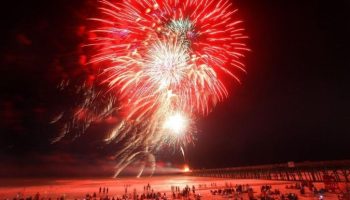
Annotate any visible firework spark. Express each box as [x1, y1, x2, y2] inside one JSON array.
[[53, 0, 249, 177]]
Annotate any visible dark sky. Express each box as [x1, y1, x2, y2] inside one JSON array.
[[0, 0, 349, 177]]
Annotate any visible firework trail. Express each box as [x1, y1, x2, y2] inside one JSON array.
[[53, 0, 249, 177]]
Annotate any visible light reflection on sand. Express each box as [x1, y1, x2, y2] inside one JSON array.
[[0, 176, 341, 199]]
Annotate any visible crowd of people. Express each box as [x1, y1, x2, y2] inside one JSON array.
[[170, 185, 200, 200], [259, 184, 285, 200], [99, 187, 110, 195], [210, 183, 253, 200], [4, 181, 349, 200], [207, 183, 300, 200], [5, 183, 200, 200]]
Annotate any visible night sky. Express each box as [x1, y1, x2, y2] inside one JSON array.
[[0, 0, 349, 177]]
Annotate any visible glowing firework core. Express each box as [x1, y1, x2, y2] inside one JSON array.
[[183, 165, 190, 173], [163, 113, 188, 135], [146, 41, 190, 88]]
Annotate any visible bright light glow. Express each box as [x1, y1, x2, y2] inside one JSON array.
[[183, 165, 190, 173], [163, 113, 188, 135]]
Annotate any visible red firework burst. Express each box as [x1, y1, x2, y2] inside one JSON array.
[[54, 0, 249, 177]]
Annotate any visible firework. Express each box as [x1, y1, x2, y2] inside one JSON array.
[[53, 0, 248, 177]]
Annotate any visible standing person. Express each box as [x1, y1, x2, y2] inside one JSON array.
[[99, 187, 102, 194], [34, 192, 40, 200], [133, 188, 137, 200]]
